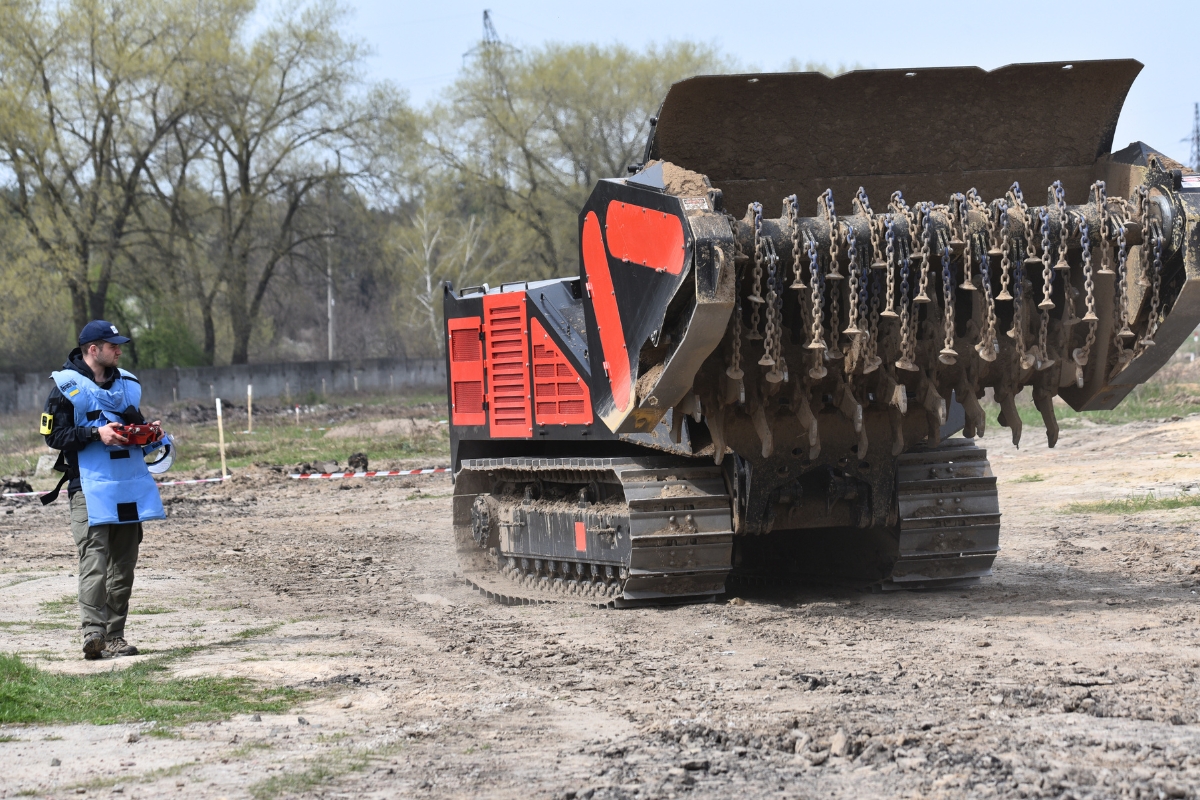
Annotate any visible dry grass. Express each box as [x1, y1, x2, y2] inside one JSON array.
[[0, 389, 450, 479]]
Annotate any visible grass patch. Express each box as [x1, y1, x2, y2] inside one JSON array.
[[1062, 493, 1200, 515], [187, 428, 447, 471], [403, 491, 453, 502], [232, 623, 283, 641], [0, 734, 21, 742], [129, 606, 175, 615], [1014, 473, 1045, 483], [0, 652, 303, 725], [249, 745, 383, 800], [229, 740, 274, 759], [163, 390, 449, 473], [988, 381, 1200, 431], [0, 390, 450, 479], [0, 421, 49, 478], [38, 595, 76, 616]]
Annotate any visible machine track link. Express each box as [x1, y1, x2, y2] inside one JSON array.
[[884, 438, 1001, 589], [453, 457, 734, 607]]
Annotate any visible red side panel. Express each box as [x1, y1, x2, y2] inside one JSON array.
[[483, 293, 532, 438], [530, 318, 592, 426], [604, 200, 686, 275], [447, 316, 485, 426], [582, 211, 631, 413], [574, 521, 587, 553]]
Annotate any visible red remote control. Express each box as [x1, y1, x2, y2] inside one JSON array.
[[111, 423, 163, 446]]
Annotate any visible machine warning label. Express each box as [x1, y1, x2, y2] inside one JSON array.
[[681, 196, 710, 211], [1182, 175, 1200, 189]]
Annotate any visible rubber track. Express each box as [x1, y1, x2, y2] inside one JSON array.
[[884, 438, 1001, 589], [455, 457, 734, 607]]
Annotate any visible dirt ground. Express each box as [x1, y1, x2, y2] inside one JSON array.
[[2, 416, 1200, 800]]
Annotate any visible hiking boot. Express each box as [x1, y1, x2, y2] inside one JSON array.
[[83, 631, 107, 660], [105, 636, 138, 657]]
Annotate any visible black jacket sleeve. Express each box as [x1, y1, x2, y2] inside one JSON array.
[[43, 385, 96, 453]]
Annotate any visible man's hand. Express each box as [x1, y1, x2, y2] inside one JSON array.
[[98, 423, 128, 446]]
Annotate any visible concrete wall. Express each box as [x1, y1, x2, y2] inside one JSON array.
[[1, 356, 446, 414]]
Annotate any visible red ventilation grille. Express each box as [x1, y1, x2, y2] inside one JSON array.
[[483, 293, 532, 438], [447, 316, 485, 426], [450, 327, 481, 362], [454, 381, 483, 414], [530, 318, 592, 426]]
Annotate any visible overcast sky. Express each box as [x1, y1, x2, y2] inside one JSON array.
[[339, 0, 1197, 169]]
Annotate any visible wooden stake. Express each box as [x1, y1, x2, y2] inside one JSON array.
[[216, 398, 228, 478]]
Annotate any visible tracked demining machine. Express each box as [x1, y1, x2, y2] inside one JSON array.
[[444, 60, 1200, 605]]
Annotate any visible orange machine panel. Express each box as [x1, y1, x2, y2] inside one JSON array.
[[530, 318, 592, 426], [604, 200, 686, 274], [447, 316, 485, 426], [582, 211, 631, 412], [483, 293, 532, 438]]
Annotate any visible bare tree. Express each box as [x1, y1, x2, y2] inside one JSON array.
[[197, 0, 376, 364], [0, 0, 223, 330], [430, 41, 731, 278], [393, 208, 501, 354]]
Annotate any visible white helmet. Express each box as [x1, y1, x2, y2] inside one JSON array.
[[144, 434, 175, 475]]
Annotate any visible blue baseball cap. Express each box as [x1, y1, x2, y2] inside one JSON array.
[[78, 320, 131, 345]]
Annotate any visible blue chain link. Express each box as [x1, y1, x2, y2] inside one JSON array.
[[1040, 208, 1055, 290], [978, 235, 990, 288], [859, 236, 870, 321], [941, 232, 954, 304], [807, 236, 822, 305]]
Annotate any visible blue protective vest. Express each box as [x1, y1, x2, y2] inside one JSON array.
[[50, 368, 165, 527]]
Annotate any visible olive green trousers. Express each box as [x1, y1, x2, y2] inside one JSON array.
[[69, 492, 141, 639]]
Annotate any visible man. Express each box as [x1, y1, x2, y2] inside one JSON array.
[[41, 320, 165, 660]]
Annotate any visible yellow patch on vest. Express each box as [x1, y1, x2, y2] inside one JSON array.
[[68, 389, 80, 397]]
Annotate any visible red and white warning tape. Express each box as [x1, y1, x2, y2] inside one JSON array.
[[2, 475, 232, 498], [289, 467, 451, 480], [4, 468, 449, 498], [158, 476, 232, 487]]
